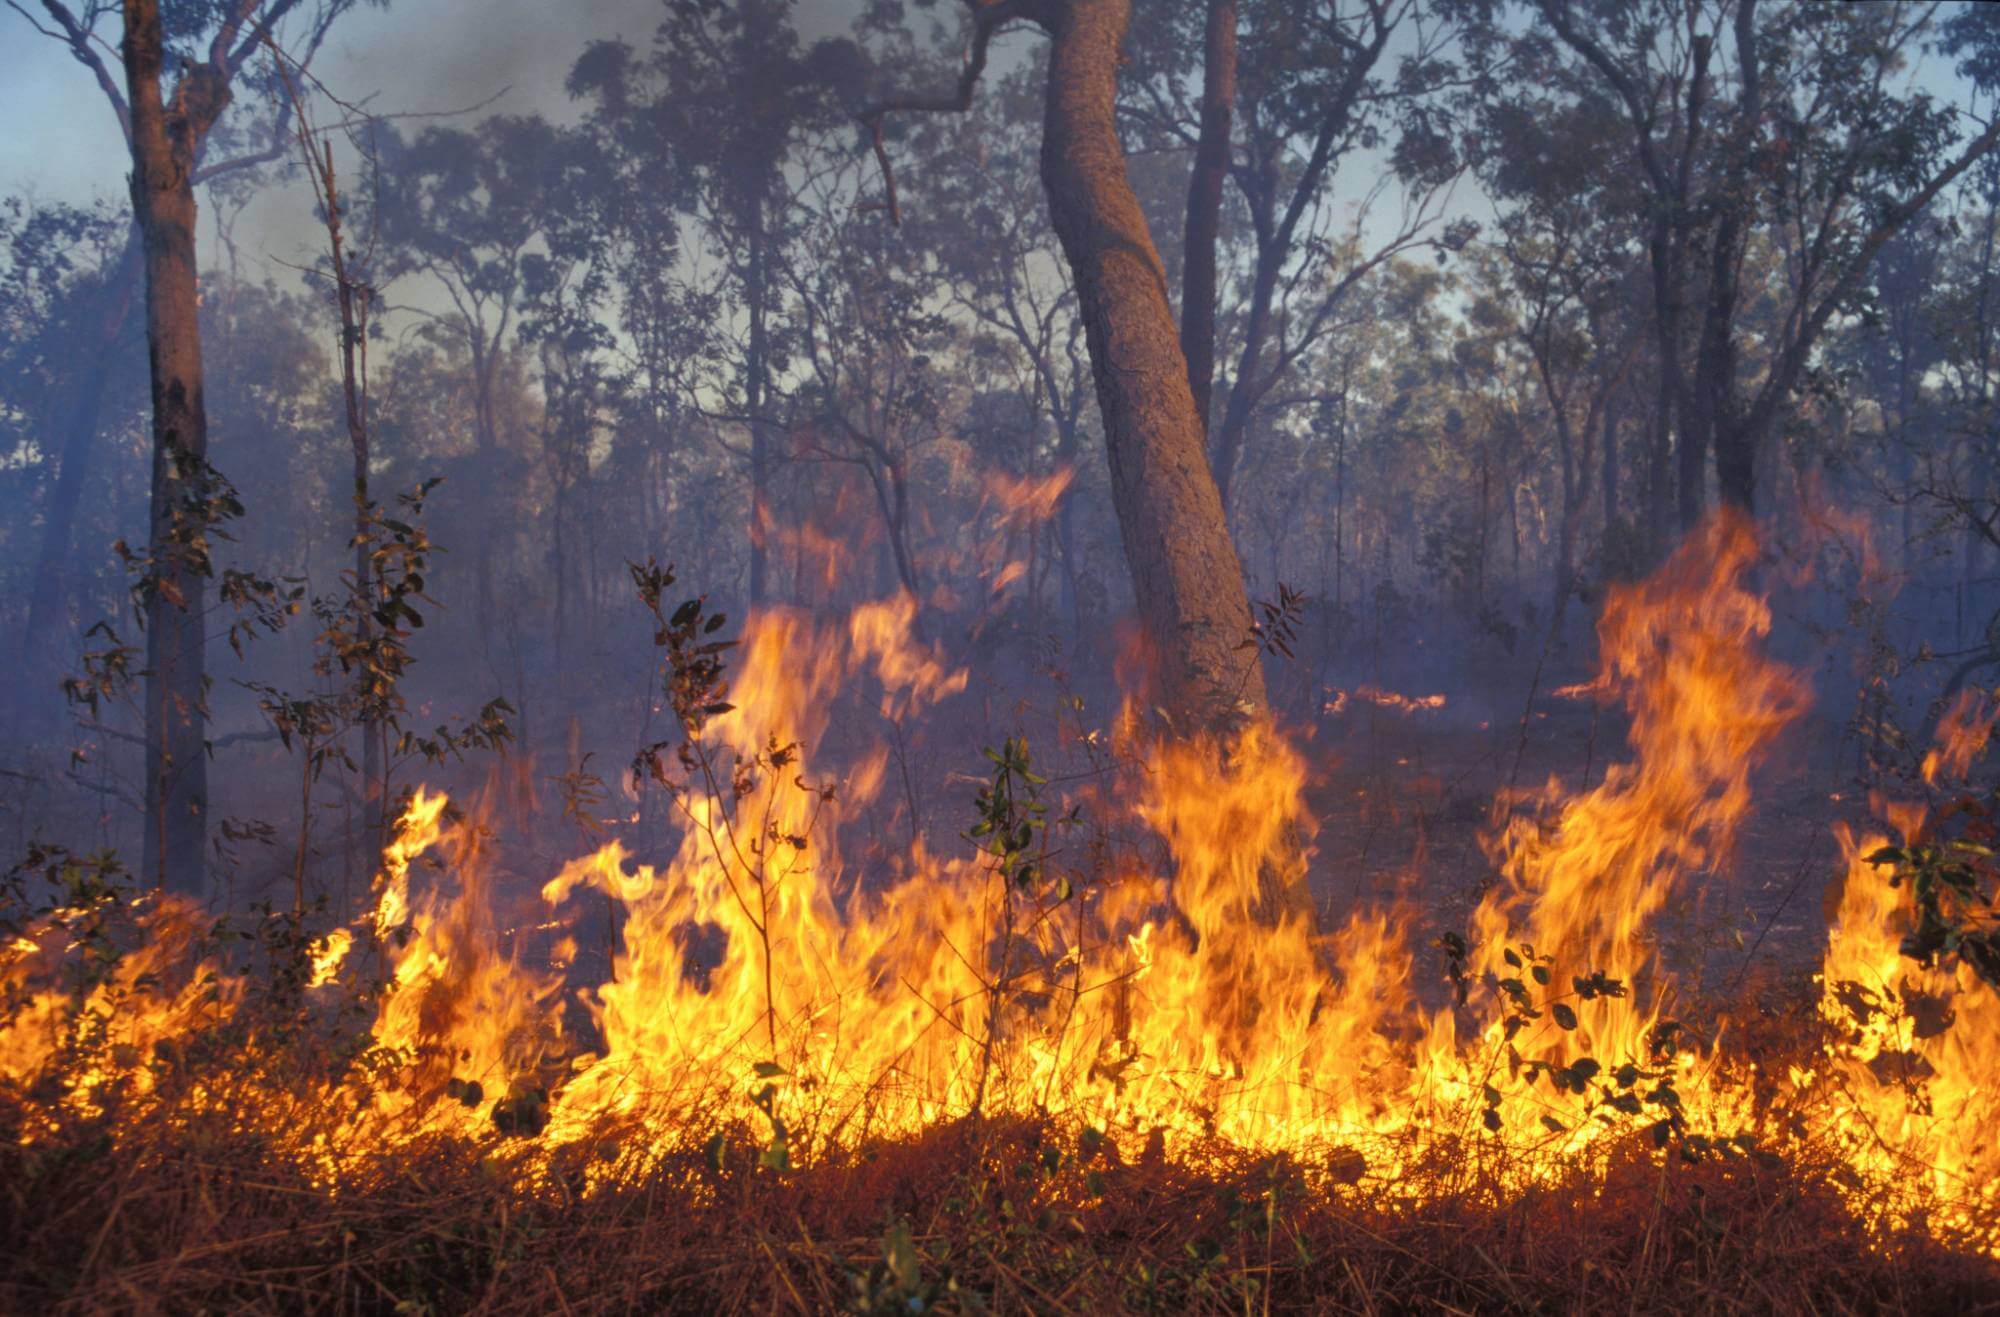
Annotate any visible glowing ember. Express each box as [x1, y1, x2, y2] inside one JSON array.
[[1323, 685, 1447, 716]]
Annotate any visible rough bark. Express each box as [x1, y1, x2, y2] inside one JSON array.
[[124, 0, 230, 895], [1179, 0, 1235, 431], [1038, 0, 1268, 736]]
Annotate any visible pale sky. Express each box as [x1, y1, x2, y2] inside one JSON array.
[[0, 1, 863, 248]]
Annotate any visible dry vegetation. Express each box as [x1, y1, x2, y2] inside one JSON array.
[[6, 1102, 1998, 1312]]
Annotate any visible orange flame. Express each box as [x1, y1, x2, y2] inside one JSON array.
[[5, 510, 1997, 1256]]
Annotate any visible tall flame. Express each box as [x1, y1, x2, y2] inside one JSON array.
[[4, 510, 1996, 1256]]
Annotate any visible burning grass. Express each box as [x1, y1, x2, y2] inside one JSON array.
[[4, 1103, 1995, 1312], [5, 512, 2000, 1310]]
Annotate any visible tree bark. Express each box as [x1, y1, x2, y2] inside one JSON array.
[[1039, 0, 1268, 737], [325, 141, 384, 863], [1038, 0, 1313, 927], [1179, 0, 1235, 432], [124, 0, 229, 896]]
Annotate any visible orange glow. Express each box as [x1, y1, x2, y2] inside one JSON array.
[[5, 510, 1996, 1257]]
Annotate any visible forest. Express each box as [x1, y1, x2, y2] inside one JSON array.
[[2, 0, 2000, 1310]]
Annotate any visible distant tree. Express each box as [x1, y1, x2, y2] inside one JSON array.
[[905, 65, 1096, 634], [1532, 0, 2000, 522], [377, 113, 564, 659], [568, 0, 867, 606], [1125, 0, 1487, 510]]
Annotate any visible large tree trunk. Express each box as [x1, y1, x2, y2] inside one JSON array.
[[1039, 0, 1266, 734], [1179, 0, 1235, 431], [124, 0, 227, 896], [1039, 0, 1311, 929]]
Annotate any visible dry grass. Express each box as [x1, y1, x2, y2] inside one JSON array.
[[4, 1094, 1995, 1315]]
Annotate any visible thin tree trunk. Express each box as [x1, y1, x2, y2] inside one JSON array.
[[1211, 252, 1278, 509], [124, 0, 226, 896], [746, 206, 771, 607], [1180, 0, 1235, 431], [1600, 395, 1619, 531], [322, 138, 384, 866]]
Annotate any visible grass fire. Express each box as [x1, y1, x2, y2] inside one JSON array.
[[4, 0, 2000, 1311]]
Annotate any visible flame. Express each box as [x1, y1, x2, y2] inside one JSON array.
[[1923, 689, 1998, 787], [1323, 685, 1447, 716], [5, 510, 1997, 1258]]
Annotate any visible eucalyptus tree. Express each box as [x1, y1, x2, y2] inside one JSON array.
[[903, 64, 1096, 634], [9, 0, 375, 894], [869, 0, 1320, 926], [1531, 0, 2000, 523], [376, 113, 566, 658], [568, 0, 867, 606], [518, 127, 623, 672], [1124, 0, 1490, 510], [790, 204, 956, 619]]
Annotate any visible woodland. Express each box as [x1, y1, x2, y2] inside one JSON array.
[[3, 0, 2000, 1311]]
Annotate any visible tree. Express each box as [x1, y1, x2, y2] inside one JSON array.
[[377, 114, 562, 660], [77, 0, 363, 894], [1127, 0, 1484, 509], [906, 65, 1096, 635], [871, 0, 1310, 924], [1535, 0, 2000, 523], [792, 206, 955, 619], [569, 1, 865, 607]]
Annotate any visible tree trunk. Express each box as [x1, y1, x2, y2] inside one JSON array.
[[1054, 416, 1082, 637], [1179, 0, 1235, 431], [1600, 395, 1619, 531], [1210, 250, 1278, 509], [1038, 0, 1310, 928], [1039, 0, 1267, 735], [124, 0, 227, 896], [326, 144, 384, 866], [746, 206, 771, 606]]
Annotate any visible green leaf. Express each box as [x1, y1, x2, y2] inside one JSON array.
[[884, 1218, 921, 1293], [1551, 1003, 1579, 1031]]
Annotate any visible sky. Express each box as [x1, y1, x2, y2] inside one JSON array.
[[0, 1, 1986, 303], [0, 0, 889, 333]]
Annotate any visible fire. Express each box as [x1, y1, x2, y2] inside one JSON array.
[[1322, 685, 1447, 716], [1923, 689, 1999, 787], [4, 511, 1997, 1256]]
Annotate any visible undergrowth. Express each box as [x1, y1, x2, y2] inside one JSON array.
[[2, 1097, 1993, 1314]]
